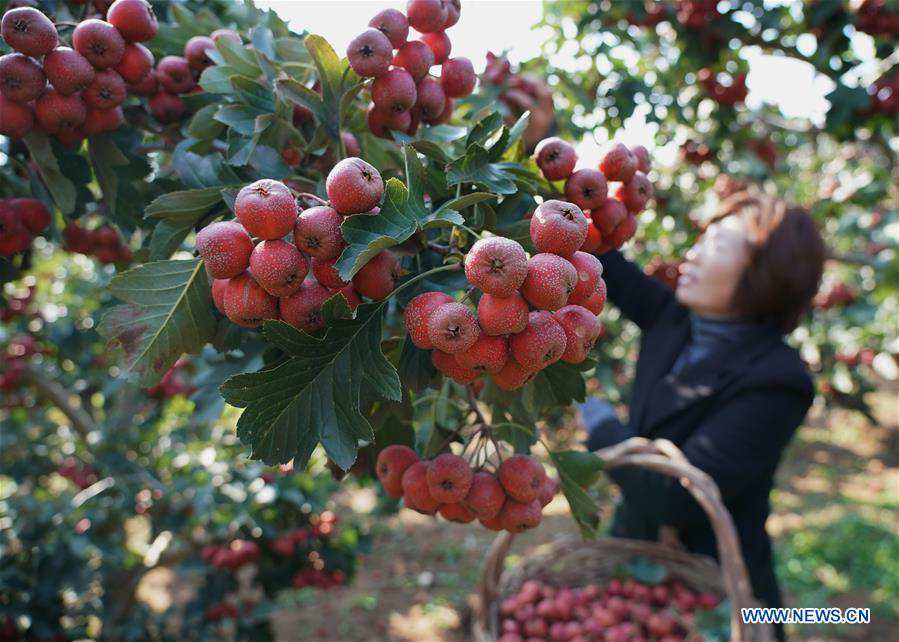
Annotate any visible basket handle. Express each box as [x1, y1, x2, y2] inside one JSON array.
[[476, 438, 774, 642]]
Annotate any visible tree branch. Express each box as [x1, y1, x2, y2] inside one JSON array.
[[22, 364, 97, 440]]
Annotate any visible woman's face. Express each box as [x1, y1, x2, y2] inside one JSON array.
[[676, 214, 753, 317]]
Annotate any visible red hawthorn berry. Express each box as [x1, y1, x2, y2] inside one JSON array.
[[369, 8, 409, 48], [497, 454, 546, 503], [157, 55, 195, 94], [404, 290, 454, 349], [211, 278, 228, 314], [477, 292, 529, 337], [148, 91, 184, 123], [537, 476, 558, 507], [43, 46, 95, 96], [464, 236, 528, 297], [427, 453, 473, 503], [428, 302, 480, 353], [599, 141, 637, 182], [211, 29, 241, 45], [376, 444, 419, 497], [196, 220, 254, 279], [567, 251, 603, 305], [372, 67, 418, 114], [564, 169, 609, 211], [326, 157, 384, 215], [631, 144, 651, 173], [346, 28, 393, 78], [530, 199, 588, 258], [249, 239, 309, 297], [222, 272, 278, 328], [420, 31, 451, 64], [12, 197, 50, 234], [366, 103, 412, 139], [106, 0, 158, 43], [184, 35, 215, 71], [402, 460, 440, 514], [1, 7, 58, 57], [35, 90, 87, 133], [415, 75, 446, 120], [534, 137, 577, 181], [407, 0, 448, 33], [279, 279, 331, 332], [393, 40, 435, 82], [455, 334, 509, 374], [311, 256, 349, 289], [115, 42, 153, 84], [499, 498, 542, 533], [464, 471, 506, 520], [521, 253, 577, 311], [439, 501, 476, 523], [443, 0, 461, 29], [0, 94, 33, 138], [0, 53, 44, 103], [614, 171, 653, 214], [591, 197, 628, 238], [441, 57, 476, 98], [509, 310, 567, 370], [352, 250, 400, 300], [294, 206, 345, 260], [72, 19, 125, 69], [235, 179, 297, 240], [128, 69, 158, 96], [554, 304, 602, 363], [83, 69, 127, 110], [432, 348, 480, 384]]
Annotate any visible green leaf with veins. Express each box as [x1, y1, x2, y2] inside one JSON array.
[[23, 133, 76, 214], [447, 144, 519, 194], [550, 449, 602, 538]]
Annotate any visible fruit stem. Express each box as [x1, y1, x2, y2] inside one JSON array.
[[427, 242, 450, 255], [295, 192, 330, 207], [466, 386, 489, 426], [385, 262, 461, 301]]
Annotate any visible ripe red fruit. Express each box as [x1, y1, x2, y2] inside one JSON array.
[[530, 199, 588, 258], [366, 104, 411, 139], [211, 29, 241, 45], [521, 253, 577, 311], [35, 91, 87, 133], [414, 75, 446, 120], [235, 179, 297, 240], [128, 68, 157, 96], [427, 453, 473, 503], [537, 476, 558, 507], [499, 498, 542, 533], [0, 95, 33, 138], [510, 310, 567, 370], [376, 444, 419, 497], [564, 169, 608, 211], [148, 91, 184, 123], [334, 285, 362, 311], [249, 239, 308, 297], [555, 304, 602, 363], [369, 8, 409, 48], [311, 256, 348, 289], [211, 278, 228, 314], [342, 132, 361, 157], [1, 7, 57, 57], [404, 290, 453, 348], [647, 613, 676, 637], [465, 237, 528, 297], [72, 19, 125, 69], [352, 250, 399, 300], [183, 35, 215, 72], [346, 28, 393, 78], [603, 212, 636, 250], [293, 206, 344, 260], [106, 0, 158, 43], [464, 471, 506, 520], [12, 198, 50, 234], [402, 460, 439, 514], [441, 57, 476, 98], [427, 302, 480, 353], [534, 137, 577, 181], [567, 251, 603, 305], [455, 334, 508, 373], [582, 279, 606, 314], [590, 197, 628, 237], [115, 42, 153, 84], [393, 40, 434, 82], [432, 349, 480, 384], [279, 279, 331, 332], [222, 273, 278, 328], [0, 208, 31, 256], [407, 0, 448, 33], [631, 144, 651, 173], [195, 221, 253, 279], [43, 47, 95, 95], [157, 56, 195, 94], [443, 0, 462, 28], [423, 95, 453, 125], [480, 513, 504, 531], [438, 501, 476, 523], [83, 69, 127, 109], [491, 355, 536, 391], [498, 454, 547, 503], [372, 70, 417, 116], [326, 157, 383, 215], [581, 222, 602, 253], [615, 171, 653, 213], [599, 142, 637, 182], [420, 31, 451, 64], [0, 53, 44, 103], [477, 292, 528, 337]]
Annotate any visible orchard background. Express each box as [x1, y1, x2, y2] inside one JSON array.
[[0, 1, 896, 641]]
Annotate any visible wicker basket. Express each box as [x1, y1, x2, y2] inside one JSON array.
[[474, 437, 777, 642]]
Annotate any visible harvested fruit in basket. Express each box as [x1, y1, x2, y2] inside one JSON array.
[[497, 577, 722, 642], [375, 446, 558, 533]]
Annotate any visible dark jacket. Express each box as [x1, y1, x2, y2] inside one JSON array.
[[587, 250, 814, 615]]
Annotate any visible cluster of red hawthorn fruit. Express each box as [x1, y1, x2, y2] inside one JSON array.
[[346, 0, 472, 138], [198, 157, 398, 329], [0, 196, 49, 256], [482, 51, 547, 126], [497, 577, 721, 642], [534, 138, 653, 254], [697, 68, 747, 108], [0, 1, 237, 144], [377, 446, 558, 532], [61, 220, 131, 263]]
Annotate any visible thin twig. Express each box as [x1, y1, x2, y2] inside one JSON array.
[[467, 386, 488, 426], [427, 242, 451, 255]]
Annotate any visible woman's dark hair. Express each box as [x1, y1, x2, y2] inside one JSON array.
[[711, 191, 827, 332]]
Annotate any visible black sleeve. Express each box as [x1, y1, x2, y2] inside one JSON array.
[[607, 386, 810, 528], [599, 250, 677, 331]]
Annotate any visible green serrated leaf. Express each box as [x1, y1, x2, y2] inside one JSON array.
[[216, 36, 261, 77], [552, 450, 605, 487], [447, 144, 519, 194], [23, 133, 76, 214], [199, 65, 238, 94], [88, 134, 128, 217], [219, 303, 402, 469], [188, 104, 226, 139], [99, 259, 217, 385], [149, 219, 195, 261], [276, 77, 327, 126], [145, 187, 224, 223], [549, 449, 601, 538]]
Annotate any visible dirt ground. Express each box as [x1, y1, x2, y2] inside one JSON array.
[[140, 387, 898, 642]]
